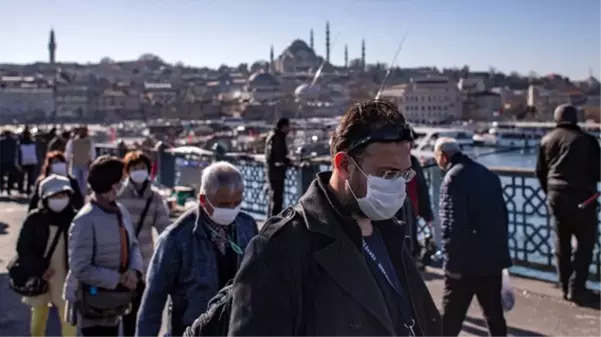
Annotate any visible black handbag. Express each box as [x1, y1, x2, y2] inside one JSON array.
[[7, 227, 64, 297], [77, 218, 136, 319]]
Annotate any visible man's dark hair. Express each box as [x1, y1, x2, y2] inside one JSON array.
[[331, 100, 406, 157], [276, 117, 290, 130]]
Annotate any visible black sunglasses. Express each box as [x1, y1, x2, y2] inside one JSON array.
[[347, 123, 415, 153]]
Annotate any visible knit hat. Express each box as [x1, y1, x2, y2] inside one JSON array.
[[554, 104, 579, 125], [88, 155, 124, 194], [39, 174, 73, 199]]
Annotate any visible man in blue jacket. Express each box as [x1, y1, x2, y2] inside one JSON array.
[[434, 137, 511, 336]]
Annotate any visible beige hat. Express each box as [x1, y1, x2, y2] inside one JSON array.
[[39, 174, 73, 199]]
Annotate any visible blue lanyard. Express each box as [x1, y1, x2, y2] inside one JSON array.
[[362, 239, 398, 294], [363, 239, 417, 336]]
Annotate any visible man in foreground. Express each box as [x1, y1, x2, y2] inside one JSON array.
[[536, 104, 600, 305], [434, 137, 511, 336], [229, 101, 441, 336]]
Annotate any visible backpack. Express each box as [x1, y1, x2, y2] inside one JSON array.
[[20, 143, 38, 166], [182, 205, 316, 337]]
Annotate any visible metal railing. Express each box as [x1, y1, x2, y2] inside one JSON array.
[[96, 144, 601, 281]]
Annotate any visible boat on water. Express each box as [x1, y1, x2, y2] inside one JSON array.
[[412, 126, 475, 151]]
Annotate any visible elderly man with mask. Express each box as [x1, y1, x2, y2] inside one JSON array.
[[136, 161, 258, 337], [434, 137, 511, 336], [229, 101, 441, 336]]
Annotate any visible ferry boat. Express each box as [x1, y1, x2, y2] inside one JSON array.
[[473, 127, 542, 148], [412, 126, 475, 151]]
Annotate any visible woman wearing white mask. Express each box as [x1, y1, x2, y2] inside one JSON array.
[[16, 174, 78, 336], [116, 150, 171, 336], [28, 151, 84, 211]]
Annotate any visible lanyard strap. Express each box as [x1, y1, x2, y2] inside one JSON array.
[[362, 239, 398, 294], [363, 239, 417, 336]]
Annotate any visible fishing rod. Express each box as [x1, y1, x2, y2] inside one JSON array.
[[578, 192, 600, 209], [310, 32, 342, 87], [374, 30, 409, 100], [420, 146, 525, 169]]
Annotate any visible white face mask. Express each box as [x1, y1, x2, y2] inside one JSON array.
[[50, 162, 68, 176], [129, 170, 149, 184], [207, 199, 241, 226], [48, 197, 69, 213], [347, 161, 407, 221]]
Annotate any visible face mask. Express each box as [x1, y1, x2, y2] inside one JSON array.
[[347, 160, 407, 221], [129, 170, 149, 184], [48, 197, 69, 213], [206, 199, 241, 226], [50, 162, 68, 176]]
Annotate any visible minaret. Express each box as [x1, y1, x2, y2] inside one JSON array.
[[269, 45, 274, 73], [325, 21, 330, 63], [48, 29, 56, 65], [310, 29, 314, 50], [344, 44, 348, 68], [361, 38, 366, 72]]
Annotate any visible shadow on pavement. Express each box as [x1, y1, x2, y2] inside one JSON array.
[[0, 195, 29, 205], [0, 223, 7, 235], [464, 316, 546, 336], [0, 273, 62, 336]]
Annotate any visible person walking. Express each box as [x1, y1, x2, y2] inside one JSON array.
[[137, 161, 258, 337], [264, 117, 292, 217], [29, 151, 84, 211], [17, 128, 39, 195], [117, 150, 171, 336], [17, 175, 79, 336], [229, 101, 441, 336], [65, 126, 95, 195], [434, 137, 511, 336], [0, 129, 19, 195], [63, 156, 143, 336], [536, 104, 601, 305]]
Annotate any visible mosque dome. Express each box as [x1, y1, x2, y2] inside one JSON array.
[[248, 71, 279, 87], [294, 83, 322, 99]]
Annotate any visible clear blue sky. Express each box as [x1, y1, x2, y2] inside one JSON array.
[[2, 0, 599, 80]]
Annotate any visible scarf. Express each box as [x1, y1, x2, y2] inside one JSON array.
[[91, 194, 130, 272], [199, 207, 230, 255]]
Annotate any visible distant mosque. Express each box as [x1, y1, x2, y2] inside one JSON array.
[[269, 21, 366, 74]]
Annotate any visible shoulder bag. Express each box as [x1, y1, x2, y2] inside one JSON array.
[[8, 227, 64, 297], [77, 220, 136, 318]]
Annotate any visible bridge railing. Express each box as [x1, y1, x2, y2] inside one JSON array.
[[95, 144, 601, 282]]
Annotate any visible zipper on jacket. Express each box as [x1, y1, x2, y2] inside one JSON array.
[[401, 236, 423, 336]]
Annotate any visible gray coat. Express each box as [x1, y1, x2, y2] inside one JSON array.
[[117, 180, 171, 274], [63, 202, 144, 328]]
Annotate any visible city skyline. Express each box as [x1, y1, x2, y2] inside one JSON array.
[[2, 0, 600, 80]]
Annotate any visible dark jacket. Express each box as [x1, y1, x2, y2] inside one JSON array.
[[28, 175, 85, 211], [439, 153, 511, 277], [48, 136, 67, 153], [228, 172, 442, 336], [136, 207, 258, 337], [411, 155, 434, 222], [16, 206, 78, 277], [535, 124, 600, 196], [0, 133, 18, 165], [265, 129, 291, 175]]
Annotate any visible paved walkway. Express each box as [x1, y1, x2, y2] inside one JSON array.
[[0, 198, 599, 336]]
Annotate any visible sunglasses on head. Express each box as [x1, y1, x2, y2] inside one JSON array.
[[346, 123, 415, 154]]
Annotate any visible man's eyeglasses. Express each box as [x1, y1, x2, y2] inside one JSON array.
[[347, 123, 415, 154], [380, 168, 416, 181]]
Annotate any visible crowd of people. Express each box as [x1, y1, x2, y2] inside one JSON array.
[[7, 101, 599, 337]]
